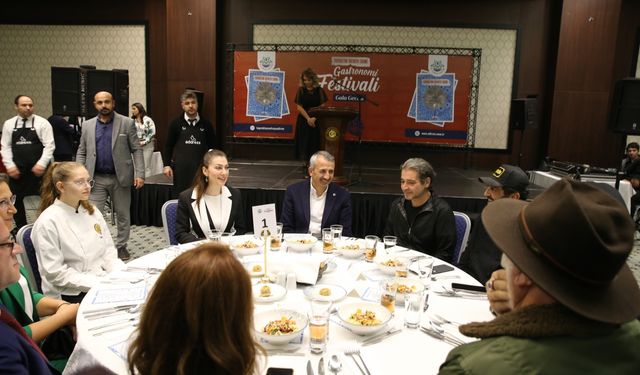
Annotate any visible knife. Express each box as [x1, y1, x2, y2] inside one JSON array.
[[318, 357, 325, 375], [307, 359, 315, 375], [423, 293, 430, 312], [361, 328, 402, 346]]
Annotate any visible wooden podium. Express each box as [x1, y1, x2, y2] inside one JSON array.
[[308, 106, 358, 185]]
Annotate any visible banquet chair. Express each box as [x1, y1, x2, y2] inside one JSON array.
[[452, 211, 471, 265], [15, 224, 42, 293], [161, 199, 179, 246]]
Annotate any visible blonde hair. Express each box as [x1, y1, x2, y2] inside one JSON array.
[[39, 162, 94, 214]]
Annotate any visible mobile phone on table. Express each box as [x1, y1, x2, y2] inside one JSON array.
[[266, 368, 294, 375], [432, 264, 455, 275]]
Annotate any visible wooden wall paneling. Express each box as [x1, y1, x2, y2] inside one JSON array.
[[145, 0, 169, 151]]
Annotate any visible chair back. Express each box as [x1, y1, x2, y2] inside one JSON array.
[[16, 224, 42, 293], [452, 211, 471, 265], [161, 199, 179, 246]]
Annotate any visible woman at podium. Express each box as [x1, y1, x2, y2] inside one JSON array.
[[294, 68, 327, 174]]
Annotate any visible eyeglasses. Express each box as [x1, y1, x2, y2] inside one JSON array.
[[0, 195, 16, 210], [0, 237, 16, 252], [69, 179, 95, 188]]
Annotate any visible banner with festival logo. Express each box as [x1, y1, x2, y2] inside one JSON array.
[[233, 49, 478, 146]]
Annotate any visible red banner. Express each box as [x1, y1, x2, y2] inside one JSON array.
[[233, 51, 474, 145]]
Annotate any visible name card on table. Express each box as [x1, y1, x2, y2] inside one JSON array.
[[252, 203, 277, 237]]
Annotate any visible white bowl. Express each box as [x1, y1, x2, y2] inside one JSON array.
[[252, 283, 287, 303], [337, 302, 392, 336], [231, 237, 263, 256], [285, 234, 318, 252], [336, 239, 365, 259], [376, 256, 409, 275], [254, 309, 308, 345], [394, 279, 425, 305]]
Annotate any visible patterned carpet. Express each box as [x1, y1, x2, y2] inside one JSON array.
[[23, 197, 640, 285]]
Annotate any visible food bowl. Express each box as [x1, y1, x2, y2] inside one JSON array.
[[376, 256, 409, 275], [285, 234, 318, 252], [337, 302, 392, 336], [394, 279, 425, 305], [254, 309, 308, 345], [231, 237, 263, 256], [336, 239, 365, 259]]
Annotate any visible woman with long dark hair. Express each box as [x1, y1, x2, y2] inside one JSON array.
[[174, 149, 245, 243], [128, 243, 262, 375], [294, 68, 328, 172], [32, 162, 123, 303], [131, 103, 156, 177]]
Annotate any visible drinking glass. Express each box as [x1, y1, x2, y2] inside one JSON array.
[[322, 228, 334, 254], [270, 222, 283, 251], [395, 257, 410, 278], [380, 278, 397, 313], [207, 229, 222, 241], [330, 224, 343, 244], [404, 290, 425, 328], [417, 257, 435, 279], [364, 235, 379, 262], [309, 299, 332, 354], [383, 235, 397, 250]]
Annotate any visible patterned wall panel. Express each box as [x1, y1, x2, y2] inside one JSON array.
[[0, 24, 146, 122], [254, 25, 516, 150]]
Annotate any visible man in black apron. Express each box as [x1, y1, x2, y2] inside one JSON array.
[[162, 90, 216, 196], [0, 95, 55, 230]]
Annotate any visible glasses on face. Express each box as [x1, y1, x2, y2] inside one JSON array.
[[68, 179, 95, 188], [0, 236, 16, 252], [0, 195, 16, 210]]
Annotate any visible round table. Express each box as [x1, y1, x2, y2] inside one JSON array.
[[64, 236, 494, 375]]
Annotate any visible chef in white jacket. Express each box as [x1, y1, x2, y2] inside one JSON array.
[[32, 161, 124, 302]]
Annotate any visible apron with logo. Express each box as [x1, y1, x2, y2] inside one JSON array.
[[10, 118, 44, 196], [173, 120, 208, 194]]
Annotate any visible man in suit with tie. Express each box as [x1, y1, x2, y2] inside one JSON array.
[[281, 150, 352, 236], [76, 91, 144, 260]]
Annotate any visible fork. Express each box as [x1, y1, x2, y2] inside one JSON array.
[[431, 313, 462, 326], [420, 326, 465, 346], [344, 345, 371, 375]]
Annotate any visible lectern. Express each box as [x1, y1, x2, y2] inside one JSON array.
[[308, 106, 358, 185]]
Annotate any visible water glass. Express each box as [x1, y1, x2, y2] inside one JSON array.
[[364, 235, 379, 262], [322, 228, 334, 254], [330, 224, 343, 243], [404, 290, 425, 328], [383, 235, 397, 250], [207, 229, 222, 241], [380, 278, 397, 313], [395, 257, 410, 278], [309, 299, 332, 354], [270, 222, 283, 251], [417, 257, 435, 279]]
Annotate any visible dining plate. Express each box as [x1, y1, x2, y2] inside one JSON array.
[[245, 262, 265, 277], [303, 284, 347, 302], [252, 283, 287, 303]]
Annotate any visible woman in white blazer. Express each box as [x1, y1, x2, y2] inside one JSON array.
[[175, 149, 246, 243]]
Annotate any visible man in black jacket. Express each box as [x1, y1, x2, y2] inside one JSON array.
[[383, 158, 455, 262]]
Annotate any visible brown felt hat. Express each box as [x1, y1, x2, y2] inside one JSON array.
[[482, 178, 640, 324]]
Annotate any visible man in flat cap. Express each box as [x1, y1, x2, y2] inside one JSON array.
[[439, 179, 640, 374]]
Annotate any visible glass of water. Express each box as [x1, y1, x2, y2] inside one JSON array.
[[207, 229, 222, 242], [383, 235, 397, 250]]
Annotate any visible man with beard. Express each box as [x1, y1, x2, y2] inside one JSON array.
[[384, 158, 456, 262], [76, 91, 144, 260], [162, 90, 216, 196], [1, 95, 55, 230]]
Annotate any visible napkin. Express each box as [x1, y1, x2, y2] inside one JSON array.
[[244, 253, 326, 285]]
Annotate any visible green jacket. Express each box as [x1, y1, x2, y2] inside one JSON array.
[[440, 304, 640, 374], [0, 266, 44, 337]]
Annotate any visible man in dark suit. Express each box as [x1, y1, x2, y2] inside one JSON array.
[[76, 91, 144, 260], [281, 151, 352, 236]]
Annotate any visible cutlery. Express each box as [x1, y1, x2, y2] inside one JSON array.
[[328, 355, 342, 374], [419, 326, 464, 346], [431, 314, 461, 327], [361, 328, 401, 346], [84, 304, 143, 320], [89, 316, 139, 331], [318, 357, 325, 375], [92, 320, 139, 336], [82, 303, 138, 316], [307, 359, 315, 375], [430, 275, 460, 281], [344, 346, 371, 375], [423, 293, 430, 312]]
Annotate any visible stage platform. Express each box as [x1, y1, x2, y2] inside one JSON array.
[[130, 160, 545, 238]]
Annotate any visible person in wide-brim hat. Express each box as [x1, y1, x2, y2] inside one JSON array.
[[439, 179, 640, 375]]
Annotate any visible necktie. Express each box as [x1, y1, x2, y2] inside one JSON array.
[[0, 307, 47, 359], [189, 119, 195, 126], [22, 118, 27, 128]]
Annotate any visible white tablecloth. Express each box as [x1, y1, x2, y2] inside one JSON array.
[[530, 170, 634, 212], [64, 240, 494, 375]]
